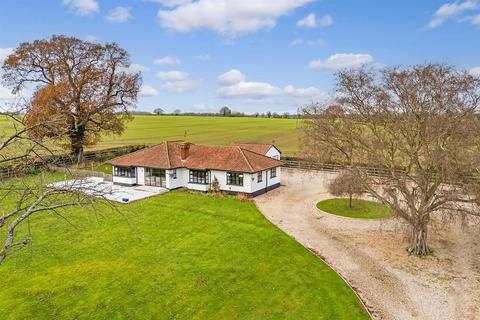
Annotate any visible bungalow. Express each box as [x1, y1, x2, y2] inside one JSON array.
[[106, 141, 283, 197]]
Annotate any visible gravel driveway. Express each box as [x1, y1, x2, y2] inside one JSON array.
[[254, 168, 480, 320]]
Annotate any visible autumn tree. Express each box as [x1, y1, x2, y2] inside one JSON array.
[[1, 35, 141, 162], [302, 64, 480, 256], [329, 168, 366, 208]]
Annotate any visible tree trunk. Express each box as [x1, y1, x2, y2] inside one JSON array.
[[408, 224, 431, 256], [70, 125, 86, 164], [349, 194, 352, 208]]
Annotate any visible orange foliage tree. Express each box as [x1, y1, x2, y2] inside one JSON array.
[[1, 35, 141, 162]]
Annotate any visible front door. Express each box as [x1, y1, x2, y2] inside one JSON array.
[[145, 168, 166, 187]]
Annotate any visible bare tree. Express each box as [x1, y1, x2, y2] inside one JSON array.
[[302, 64, 480, 255], [329, 168, 366, 208], [0, 103, 111, 266], [1, 35, 141, 163], [173, 109, 181, 115]]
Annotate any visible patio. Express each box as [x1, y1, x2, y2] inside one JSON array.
[[48, 177, 169, 203]]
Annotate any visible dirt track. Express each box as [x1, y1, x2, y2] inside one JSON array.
[[254, 168, 480, 320]]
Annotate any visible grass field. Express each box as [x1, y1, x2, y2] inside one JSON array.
[[317, 198, 394, 219], [0, 181, 368, 320], [0, 115, 302, 156]]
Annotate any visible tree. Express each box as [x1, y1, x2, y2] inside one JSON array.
[[0, 104, 109, 265], [153, 108, 164, 115], [329, 168, 366, 208], [302, 64, 480, 256], [173, 109, 181, 115], [219, 106, 231, 116], [1, 35, 141, 163]]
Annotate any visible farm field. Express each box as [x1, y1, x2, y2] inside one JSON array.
[[0, 180, 368, 320], [0, 115, 302, 156]]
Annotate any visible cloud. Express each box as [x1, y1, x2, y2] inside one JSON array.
[[218, 81, 282, 99], [140, 85, 159, 97], [157, 0, 314, 37], [161, 79, 202, 93], [297, 13, 332, 28], [318, 14, 333, 27], [155, 70, 189, 81], [469, 66, 480, 76], [154, 56, 181, 65], [0, 85, 15, 100], [428, 0, 477, 28], [106, 6, 132, 23], [309, 53, 374, 71], [150, 0, 192, 7], [290, 38, 325, 46], [218, 69, 246, 85], [0, 48, 14, 64], [297, 13, 316, 27], [121, 63, 150, 73], [63, 0, 99, 15], [84, 35, 96, 42]]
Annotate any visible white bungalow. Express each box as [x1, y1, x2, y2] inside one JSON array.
[[106, 141, 283, 197]]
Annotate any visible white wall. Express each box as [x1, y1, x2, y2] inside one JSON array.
[[166, 168, 188, 189], [112, 176, 136, 185], [210, 170, 252, 194], [250, 167, 281, 194], [266, 146, 281, 160]]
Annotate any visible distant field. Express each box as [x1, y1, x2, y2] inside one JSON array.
[[0, 115, 302, 156], [96, 115, 302, 155]]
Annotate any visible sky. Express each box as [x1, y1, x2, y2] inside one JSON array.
[[1, 0, 480, 114]]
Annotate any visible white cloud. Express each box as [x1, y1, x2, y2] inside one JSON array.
[[284, 85, 322, 97], [84, 35, 96, 42], [0, 85, 15, 100], [428, 0, 477, 28], [155, 70, 189, 81], [63, 0, 99, 15], [318, 14, 333, 27], [150, 0, 192, 7], [297, 13, 332, 28], [218, 81, 282, 99], [0, 48, 14, 64], [290, 38, 325, 46], [218, 69, 246, 85], [161, 79, 202, 93], [140, 85, 159, 97], [154, 56, 181, 65], [469, 66, 480, 76], [309, 53, 374, 71], [297, 13, 317, 27], [157, 0, 314, 37], [467, 13, 480, 26], [106, 6, 132, 23], [121, 63, 150, 73]]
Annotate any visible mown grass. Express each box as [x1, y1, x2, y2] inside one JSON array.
[[0, 176, 368, 320], [317, 198, 394, 219]]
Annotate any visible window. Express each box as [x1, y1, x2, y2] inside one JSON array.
[[227, 172, 244, 186], [172, 169, 177, 179], [270, 167, 277, 178], [257, 171, 263, 182], [273, 155, 280, 160], [113, 166, 135, 178], [189, 170, 208, 184]]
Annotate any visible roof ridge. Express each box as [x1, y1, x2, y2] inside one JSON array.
[[165, 141, 171, 168], [237, 146, 254, 172]]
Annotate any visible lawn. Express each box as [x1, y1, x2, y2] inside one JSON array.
[[317, 198, 394, 219], [0, 182, 368, 319]]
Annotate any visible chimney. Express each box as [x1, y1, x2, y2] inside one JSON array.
[[180, 142, 190, 160]]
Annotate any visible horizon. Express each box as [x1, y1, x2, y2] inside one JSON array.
[[1, 0, 480, 114]]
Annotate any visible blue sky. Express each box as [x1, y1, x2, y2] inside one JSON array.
[[1, 0, 480, 114]]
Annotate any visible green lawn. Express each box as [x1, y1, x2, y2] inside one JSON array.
[[0, 183, 368, 319], [317, 198, 394, 219]]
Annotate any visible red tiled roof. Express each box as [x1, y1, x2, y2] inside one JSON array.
[[106, 141, 283, 173], [231, 143, 278, 155]]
